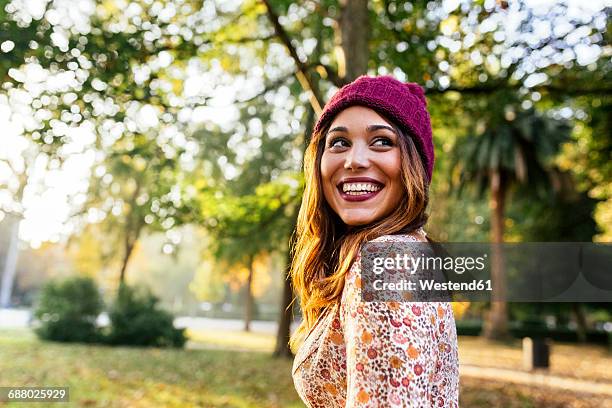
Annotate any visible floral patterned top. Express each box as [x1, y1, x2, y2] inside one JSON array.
[[292, 229, 459, 407]]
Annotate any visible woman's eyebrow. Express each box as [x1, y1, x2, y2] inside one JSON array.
[[327, 126, 348, 134], [366, 124, 396, 134]]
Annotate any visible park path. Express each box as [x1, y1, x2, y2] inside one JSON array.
[[0, 308, 30, 327], [460, 364, 612, 397], [0, 308, 286, 334]]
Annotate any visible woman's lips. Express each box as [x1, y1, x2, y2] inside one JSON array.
[[337, 186, 383, 202]]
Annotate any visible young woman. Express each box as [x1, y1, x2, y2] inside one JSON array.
[[290, 75, 459, 407]]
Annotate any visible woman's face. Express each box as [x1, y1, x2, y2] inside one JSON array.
[[320, 106, 404, 226]]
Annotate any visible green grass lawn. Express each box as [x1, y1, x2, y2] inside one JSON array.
[[0, 328, 302, 408], [1, 328, 610, 407]]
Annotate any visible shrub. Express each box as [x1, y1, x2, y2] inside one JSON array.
[[105, 283, 186, 348], [33, 276, 103, 343]]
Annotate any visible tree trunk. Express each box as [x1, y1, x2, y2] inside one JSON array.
[[274, 246, 296, 357], [272, 94, 318, 357], [118, 221, 143, 286], [271, 0, 371, 357], [0, 216, 21, 308], [118, 235, 135, 284], [244, 255, 255, 332], [483, 170, 510, 340], [118, 183, 144, 286], [337, 0, 370, 82], [572, 303, 588, 343], [272, 104, 316, 358], [0, 173, 27, 308]]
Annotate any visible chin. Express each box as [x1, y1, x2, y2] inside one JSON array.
[[340, 212, 380, 227], [343, 220, 371, 227]]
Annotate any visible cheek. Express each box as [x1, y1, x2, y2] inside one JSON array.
[[381, 150, 401, 178], [320, 152, 331, 181], [382, 153, 404, 196], [320, 152, 338, 190]]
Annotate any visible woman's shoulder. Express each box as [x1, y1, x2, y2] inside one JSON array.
[[368, 227, 428, 244], [348, 227, 428, 281]]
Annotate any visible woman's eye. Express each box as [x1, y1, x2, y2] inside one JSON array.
[[328, 138, 349, 148], [372, 137, 394, 147]]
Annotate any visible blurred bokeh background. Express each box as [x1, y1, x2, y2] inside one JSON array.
[[0, 0, 610, 406]]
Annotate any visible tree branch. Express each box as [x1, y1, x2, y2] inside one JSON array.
[[260, 0, 324, 115], [312, 63, 344, 88], [227, 34, 276, 44], [426, 83, 612, 96]]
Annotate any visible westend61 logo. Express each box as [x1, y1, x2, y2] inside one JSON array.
[[360, 242, 612, 303]]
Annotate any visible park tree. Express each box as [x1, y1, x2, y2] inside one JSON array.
[[508, 181, 600, 343], [0, 0, 205, 294], [200, 181, 301, 331], [451, 105, 572, 339], [75, 131, 196, 287], [195, 112, 303, 331]]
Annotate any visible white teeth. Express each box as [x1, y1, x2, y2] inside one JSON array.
[[341, 182, 382, 193]]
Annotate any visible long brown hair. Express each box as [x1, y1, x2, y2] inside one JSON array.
[[289, 113, 431, 350]]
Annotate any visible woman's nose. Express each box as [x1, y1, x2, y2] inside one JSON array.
[[344, 143, 370, 170]]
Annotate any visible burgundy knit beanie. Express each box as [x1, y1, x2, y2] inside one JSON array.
[[314, 75, 434, 183]]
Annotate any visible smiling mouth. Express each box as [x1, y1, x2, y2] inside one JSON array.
[[337, 181, 384, 201], [340, 182, 383, 194]]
